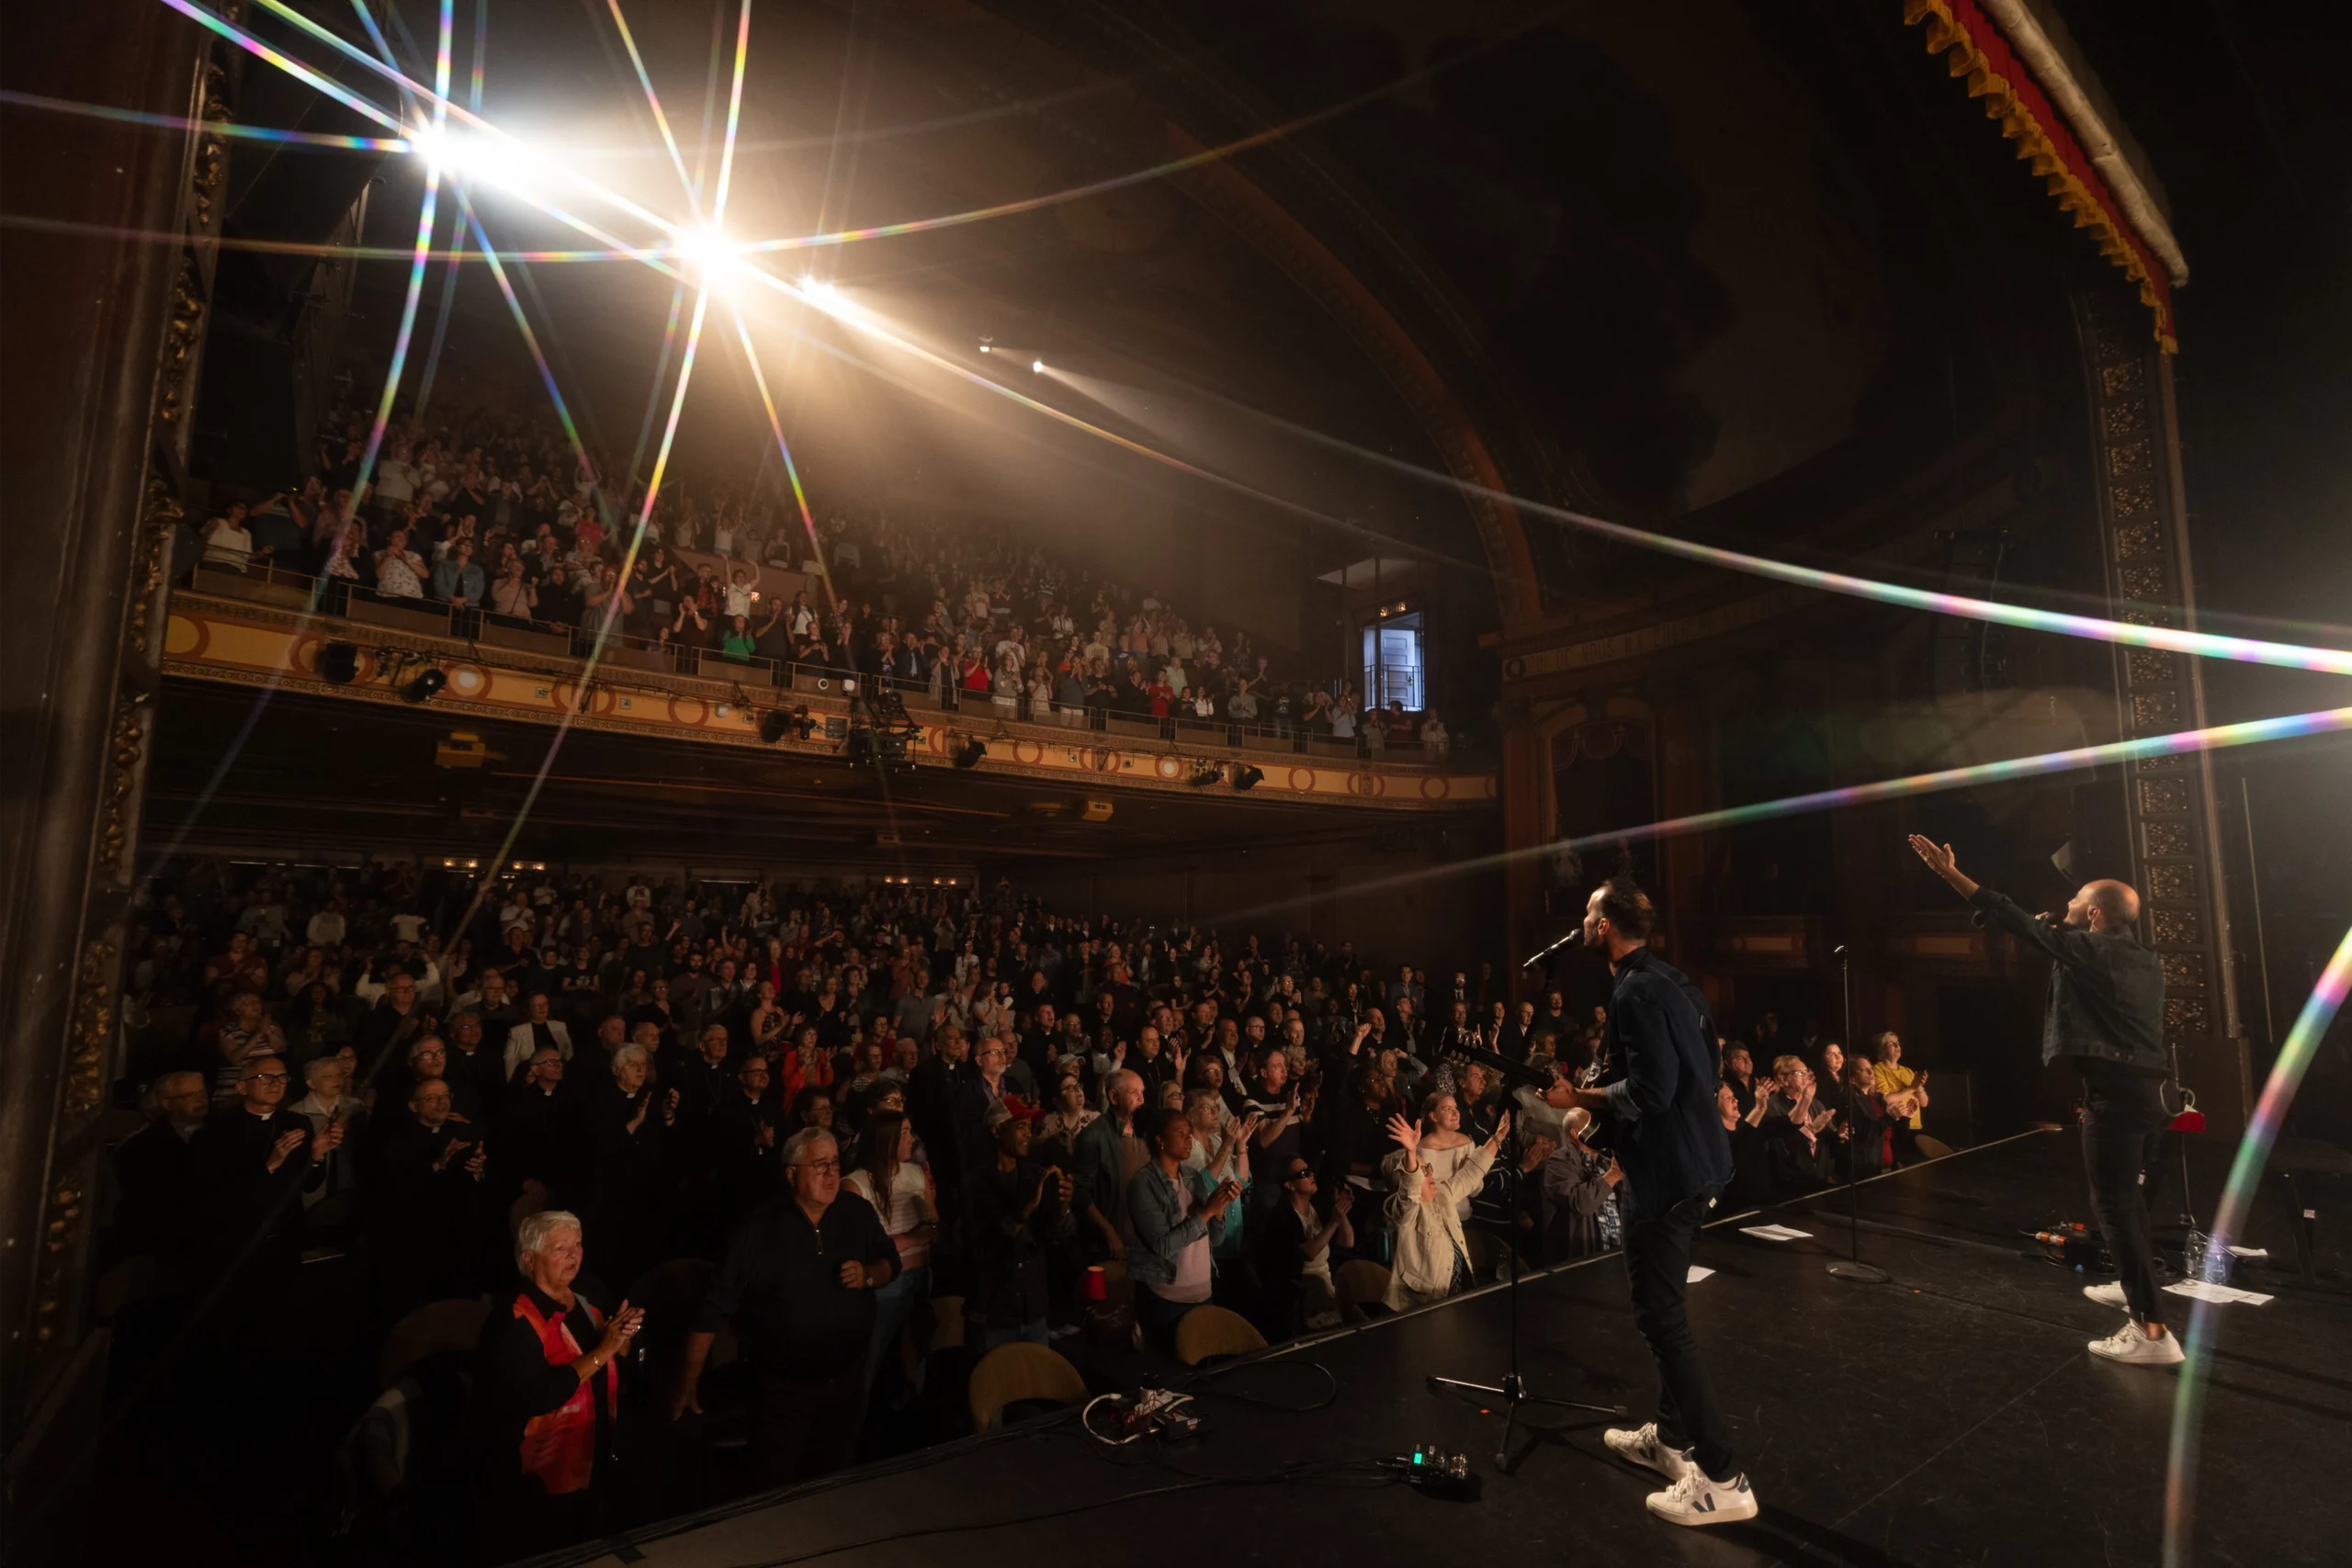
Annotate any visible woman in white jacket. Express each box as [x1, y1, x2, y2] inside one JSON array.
[[1382, 1109, 1510, 1312]]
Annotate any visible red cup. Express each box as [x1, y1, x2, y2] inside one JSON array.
[[1084, 1265, 1107, 1302]]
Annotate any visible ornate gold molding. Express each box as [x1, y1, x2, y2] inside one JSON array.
[[155, 258, 205, 425]]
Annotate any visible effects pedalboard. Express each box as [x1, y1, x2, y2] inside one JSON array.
[[1384, 1446, 1482, 1501], [1118, 1387, 1201, 1440]]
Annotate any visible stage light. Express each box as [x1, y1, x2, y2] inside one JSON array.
[[760, 705, 817, 743], [400, 668, 447, 704], [1232, 764, 1264, 791], [978, 335, 993, 354], [954, 737, 988, 769], [317, 640, 360, 684], [1190, 763, 1223, 787], [677, 225, 750, 299], [1032, 358, 1045, 373]]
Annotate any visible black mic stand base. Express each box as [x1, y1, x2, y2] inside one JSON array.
[[1426, 1373, 1626, 1472], [1825, 1258, 1890, 1283]]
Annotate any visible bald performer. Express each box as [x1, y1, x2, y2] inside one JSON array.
[[1908, 837, 2179, 1366]]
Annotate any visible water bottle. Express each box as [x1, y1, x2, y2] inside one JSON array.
[[2180, 1229, 2209, 1285]]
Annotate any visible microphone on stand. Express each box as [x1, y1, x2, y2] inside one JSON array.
[[1521, 928, 1582, 970]]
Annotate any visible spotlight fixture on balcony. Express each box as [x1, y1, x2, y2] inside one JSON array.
[[399, 667, 447, 705], [954, 737, 988, 769], [318, 641, 360, 684], [760, 705, 816, 743], [1189, 762, 1223, 787], [1232, 764, 1264, 791]]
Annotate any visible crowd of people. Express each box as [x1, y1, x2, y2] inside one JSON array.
[[191, 403, 1454, 757], [105, 855, 1919, 1557]]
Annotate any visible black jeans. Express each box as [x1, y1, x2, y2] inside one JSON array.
[[1622, 1192, 1735, 1482], [2080, 1070, 2169, 1325]]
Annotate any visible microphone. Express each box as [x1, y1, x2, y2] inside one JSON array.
[[1521, 929, 1582, 970], [1832, 944, 1849, 957]]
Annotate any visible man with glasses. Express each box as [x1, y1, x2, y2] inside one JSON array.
[[193, 1054, 344, 1286], [672, 1128, 897, 1485]]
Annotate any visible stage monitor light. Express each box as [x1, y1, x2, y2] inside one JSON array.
[[1232, 764, 1264, 791], [400, 668, 447, 704], [317, 640, 360, 684]]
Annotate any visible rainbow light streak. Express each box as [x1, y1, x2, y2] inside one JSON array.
[[0, 88, 410, 149], [243, 0, 681, 239], [1536, 707, 2352, 859], [346, 0, 452, 518], [1521, 497, 2352, 677], [0, 213, 664, 263], [157, 0, 402, 130], [459, 197, 593, 473], [2162, 923, 2352, 1568], [605, 0, 700, 214], [597, 288, 714, 668], [727, 305, 833, 597], [710, 0, 752, 224], [1201, 707, 2352, 932]]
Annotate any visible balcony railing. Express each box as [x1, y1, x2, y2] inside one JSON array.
[[182, 561, 1471, 766]]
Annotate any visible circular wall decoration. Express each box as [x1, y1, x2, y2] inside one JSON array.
[[1483, 775, 1500, 800], [447, 663, 489, 699], [1154, 754, 1182, 781], [1287, 767, 1317, 793], [1419, 774, 1451, 801], [169, 615, 210, 660], [1012, 739, 1044, 766], [1347, 771, 1387, 798], [1505, 657, 1527, 680], [667, 693, 707, 726]]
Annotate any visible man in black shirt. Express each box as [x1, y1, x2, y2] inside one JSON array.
[[1909, 836, 2180, 1367], [673, 1127, 896, 1486]]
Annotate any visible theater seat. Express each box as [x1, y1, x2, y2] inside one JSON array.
[[1334, 1259, 1392, 1322], [967, 1342, 1086, 1432], [378, 1297, 490, 1389], [1174, 1303, 1267, 1365]]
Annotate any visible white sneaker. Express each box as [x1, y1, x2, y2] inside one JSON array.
[[2082, 1280, 2128, 1310], [1645, 1467, 1759, 1527], [2088, 1320, 2185, 1366], [1603, 1422, 1692, 1482]]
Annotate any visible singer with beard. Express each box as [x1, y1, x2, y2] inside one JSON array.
[[1540, 877, 1754, 1528], [1906, 836, 2179, 1367]]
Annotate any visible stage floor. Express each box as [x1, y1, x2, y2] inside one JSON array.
[[546, 1129, 2351, 1568]]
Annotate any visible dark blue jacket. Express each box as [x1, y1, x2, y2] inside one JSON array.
[[1969, 887, 2166, 1075], [1598, 947, 1733, 1226]]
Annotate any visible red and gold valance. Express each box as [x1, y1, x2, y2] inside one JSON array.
[[1905, 0, 2177, 352]]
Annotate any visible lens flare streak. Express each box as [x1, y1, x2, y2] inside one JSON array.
[[2163, 924, 2352, 1568]]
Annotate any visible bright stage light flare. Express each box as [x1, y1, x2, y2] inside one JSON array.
[[1032, 358, 1045, 373], [675, 226, 752, 298]]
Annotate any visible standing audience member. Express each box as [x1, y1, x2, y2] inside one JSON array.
[[471, 1211, 641, 1560], [674, 1129, 896, 1484]]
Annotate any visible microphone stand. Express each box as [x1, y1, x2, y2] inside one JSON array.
[[1826, 944, 1888, 1284], [1427, 1032, 1624, 1471]]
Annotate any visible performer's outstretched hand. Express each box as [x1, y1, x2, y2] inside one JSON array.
[[1906, 835, 1979, 898]]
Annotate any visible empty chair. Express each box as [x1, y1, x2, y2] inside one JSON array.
[[1174, 1303, 1268, 1366], [966, 1341, 1086, 1432], [378, 1296, 490, 1389], [1333, 1259, 1392, 1322]]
